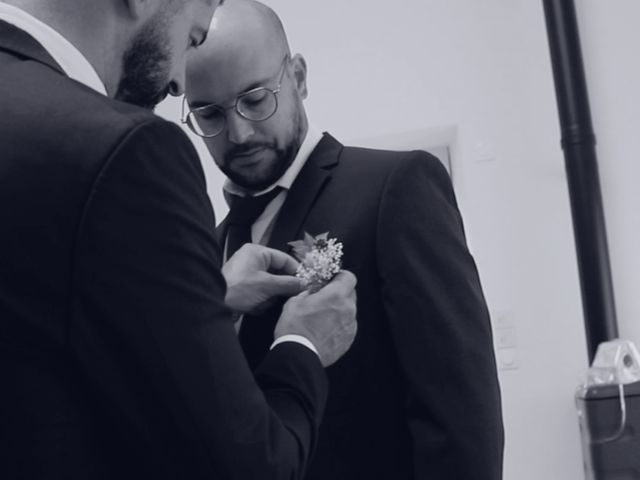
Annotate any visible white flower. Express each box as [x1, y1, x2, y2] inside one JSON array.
[[288, 232, 344, 293]]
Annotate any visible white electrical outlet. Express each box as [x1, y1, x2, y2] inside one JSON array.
[[492, 311, 519, 370], [495, 327, 518, 349], [496, 347, 519, 371]]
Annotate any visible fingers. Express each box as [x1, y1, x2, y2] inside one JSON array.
[[261, 272, 306, 297], [348, 287, 357, 304], [259, 246, 300, 275], [322, 270, 357, 293]]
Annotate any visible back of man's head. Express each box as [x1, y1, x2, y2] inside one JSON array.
[[4, 0, 218, 108]]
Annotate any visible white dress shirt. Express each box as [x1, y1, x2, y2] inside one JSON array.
[[0, 2, 106, 95]]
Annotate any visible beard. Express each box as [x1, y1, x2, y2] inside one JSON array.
[[219, 106, 306, 192], [115, 14, 172, 110]]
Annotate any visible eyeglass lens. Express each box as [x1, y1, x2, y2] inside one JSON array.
[[188, 88, 278, 137]]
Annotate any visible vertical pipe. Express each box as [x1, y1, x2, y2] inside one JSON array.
[[542, 0, 618, 362]]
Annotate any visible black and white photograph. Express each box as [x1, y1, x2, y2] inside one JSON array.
[[1, 1, 639, 479]]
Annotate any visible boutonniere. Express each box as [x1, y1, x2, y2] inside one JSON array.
[[288, 232, 343, 293]]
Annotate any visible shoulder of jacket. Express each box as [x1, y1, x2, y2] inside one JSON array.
[[339, 144, 440, 172]]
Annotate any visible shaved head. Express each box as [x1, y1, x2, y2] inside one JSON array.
[[186, 0, 310, 192], [208, 0, 290, 59], [187, 0, 291, 90]]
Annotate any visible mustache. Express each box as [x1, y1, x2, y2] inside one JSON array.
[[226, 142, 277, 160]]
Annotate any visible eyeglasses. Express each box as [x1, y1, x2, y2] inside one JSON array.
[[182, 56, 289, 138]]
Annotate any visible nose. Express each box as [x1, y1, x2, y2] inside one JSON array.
[[168, 62, 186, 97], [168, 80, 183, 97], [226, 110, 255, 144]]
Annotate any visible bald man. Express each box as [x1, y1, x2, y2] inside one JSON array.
[[185, 1, 504, 479], [0, 1, 358, 478]]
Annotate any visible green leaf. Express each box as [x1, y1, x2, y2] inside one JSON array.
[[287, 239, 311, 262], [289, 232, 334, 262], [304, 232, 316, 247]]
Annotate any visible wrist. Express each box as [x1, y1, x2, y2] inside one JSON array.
[[271, 334, 319, 357]]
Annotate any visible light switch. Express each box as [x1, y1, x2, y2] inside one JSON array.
[[495, 327, 517, 349], [493, 311, 514, 329], [496, 347, 519, 370]]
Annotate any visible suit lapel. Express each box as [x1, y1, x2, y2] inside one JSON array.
[[235, 134, 343, 370], [0, 20, 64, 74], [214, 134, 343, 261], [215, 216, 229, 248], [268, 133, 342, 253]]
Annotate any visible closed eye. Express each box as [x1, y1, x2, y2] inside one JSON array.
[[197, 31, 208, 47], [190, 31, 208, 49], [242, 90, 269, 106], [195, 105, 224, 122]]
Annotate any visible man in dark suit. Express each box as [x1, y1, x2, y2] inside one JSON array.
[[0, 1, 358, 479], [185, 1, 505, 478]]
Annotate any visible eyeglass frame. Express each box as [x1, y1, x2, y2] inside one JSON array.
[[181, 55, 290, 138]]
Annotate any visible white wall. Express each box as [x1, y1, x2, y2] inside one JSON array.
[[158, 2, 640, 479], [576, 0, 640, 351]]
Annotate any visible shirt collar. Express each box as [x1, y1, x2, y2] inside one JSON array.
[[223, 125, 324, 199], [0, 3, 107, 95]]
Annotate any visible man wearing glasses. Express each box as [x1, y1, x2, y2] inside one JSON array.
[[185, 1, 504, 479]]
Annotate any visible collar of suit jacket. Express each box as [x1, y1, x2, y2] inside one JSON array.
[[0, 5, 106, 95], [258, 132, 343, 253], [216, 132, 343, 250]]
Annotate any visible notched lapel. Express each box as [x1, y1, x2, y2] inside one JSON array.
[[0, 20, 64, 74], [215, 217, 229, 249], [268, 134, 343, 253]]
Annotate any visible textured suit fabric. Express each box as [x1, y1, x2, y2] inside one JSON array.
[[219, 133, 505, 480], [0, 20, 328, 480]]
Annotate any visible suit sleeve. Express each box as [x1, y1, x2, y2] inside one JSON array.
[[69, 119, 327, 480], [376, 152, 504, 480]]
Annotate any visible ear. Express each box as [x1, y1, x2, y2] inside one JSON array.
[[290, 53, 308, 100]]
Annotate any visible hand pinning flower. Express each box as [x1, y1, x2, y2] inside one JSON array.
[[288, 232, 343, 293]]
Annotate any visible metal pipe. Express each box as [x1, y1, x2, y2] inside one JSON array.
[[542, 0, 618, 362]]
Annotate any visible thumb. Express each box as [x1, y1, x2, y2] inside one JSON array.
[[263, 273, 306, 297], [259, 247, 300, 276]]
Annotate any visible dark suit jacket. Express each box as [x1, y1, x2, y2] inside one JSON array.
[[0, 20, 329, 480], [219, 134, 505, 479]]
